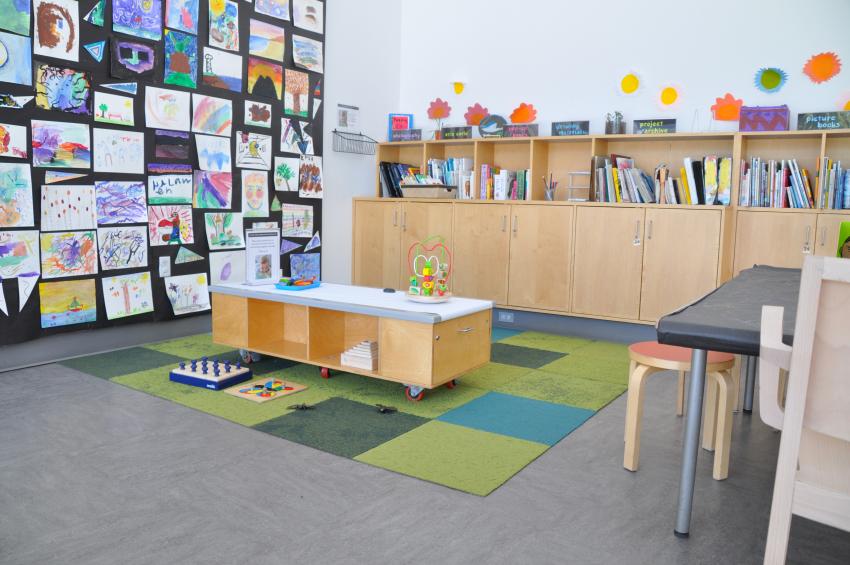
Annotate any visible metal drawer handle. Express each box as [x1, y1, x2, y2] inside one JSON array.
[[393, 210, 398, 227], [802, 225, 811, 254], [402, 211, 407, 231], [820, 226, 826, 247], [501, 215, 507, 232], [647, 220, 653, 240], [633, 220, 641, 246], [513, 215, 518, 234], [457, 327, 475, 333]]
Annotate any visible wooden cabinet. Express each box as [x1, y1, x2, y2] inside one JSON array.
[[507, 204, 573, 311], [814, 214, 850, 257], [733, 211, 818, 274], [640, 208, 721, 321], [352, 200, 401, 289], [572, 206, 645, 320], [452, 203, 510, 303], [398, 202, 454, 289]]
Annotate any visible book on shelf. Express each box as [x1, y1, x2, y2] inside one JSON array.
[[816, 157, 849, 210], [379, 161, 419, 198], [478, 164, 531, 200], [340, 341, 378, 371], [738, 157, 816, 209], [426, 157, 473, 188]]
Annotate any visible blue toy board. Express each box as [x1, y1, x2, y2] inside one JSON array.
[[169, 365, 253, 390], [275, 281, 321, 291]]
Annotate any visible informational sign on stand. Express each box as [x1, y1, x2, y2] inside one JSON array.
[[244, 229, 281, 285]]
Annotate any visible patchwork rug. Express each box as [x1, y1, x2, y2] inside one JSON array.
[[60, 329, 629, 496]]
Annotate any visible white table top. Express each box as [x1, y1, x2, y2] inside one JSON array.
[[209, 282, 493, 324]]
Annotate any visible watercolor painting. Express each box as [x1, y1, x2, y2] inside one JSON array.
[[804, 52, 842, 84], [40, 185, 96, 231], [113, 0, 162, 41], [0, 0, 31, 35], [245, 100, 272, 128], [93, 91, 135, 126], [149, 163, 191, 174], [293, 0, 322, 33], [102, 271, 154, 320], [154, 130, 190, 160], [209, 0, 239, 52], [35, 63, 91, 115], [148, 205, 194, 246], [0, 124, 28, 160], [83, 0, 104, 27], [101, 82, 138, 95], [192, 94, 233, 136], [44, 171, 86, 184], [93, 128, 145, 174], [298, 155, 323, 199], [284, 68, 309, 116], [164, 272, 210, 315], [33, 0, 80, 62], [249, 18, 285, 61], [175, 246, 203, 263], [292, 35, 323, 74], [754, 67, 787, 94], [148, 174, 193, 204], [165, 0, 198, 35], [0, 32, 31, 86], [205, 212, 244, 249], [193, 170, 232, 208], [39, 278, 97, 328], [0, 230, 39, 279], [209, 250, 245, 284], [0, 164, 34, 228], [248, 57, 283, 100], [97, 225, 147, 270], [195, 134, 232, 172], [241, 171, 269, 217], [201, 47, 242, 93], [110, 38, 157, 79], [95, 180, 147, 224], [273, 156, 299, 191], [40, 230, 98, 279], [255, 0, 289, 21], [235, 131, 272, 170], [163, 29, 198, 89], [290, 252, 319, 280], [32, 120, 91, 169], [144, 86, 191, 132], [280, 203, 312, 237]]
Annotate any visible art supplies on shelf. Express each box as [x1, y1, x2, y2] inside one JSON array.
[[478, 164, 531, 200], [815, 157, 850, 210], [378, 161, 420, 198], [738, 157, 815, 209], [340, 341, 378, 371]]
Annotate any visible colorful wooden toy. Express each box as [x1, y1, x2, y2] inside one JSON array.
[[406, 235, 453, 303]]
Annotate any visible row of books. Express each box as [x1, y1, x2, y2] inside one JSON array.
[[426, 157, 474, 187], [378, 161, 419, 197], [738, 158, 814, 208], [817, 158, 850, 209], [477, 165, 532, 200]]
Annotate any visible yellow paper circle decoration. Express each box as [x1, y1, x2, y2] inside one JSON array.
[[660, 86, 679, 106], [620, 73, 640, 95]]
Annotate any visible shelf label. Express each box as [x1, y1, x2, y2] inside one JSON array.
[[552, 121, 590, 136], [440, 126, 472, 140], [389, 129, 422, 142], [633, 119, 677, 134], [797, 111, 850, 130], [502, 124, 539, 138]]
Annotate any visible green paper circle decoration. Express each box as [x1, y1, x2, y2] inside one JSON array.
[[755, 67, 788, 94]]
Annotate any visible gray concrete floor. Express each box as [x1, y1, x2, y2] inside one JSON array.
[[1, 364, 849, 565]]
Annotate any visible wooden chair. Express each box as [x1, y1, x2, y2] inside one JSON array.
[[760, 256, 850, 564], [624, 341, 737, 480]]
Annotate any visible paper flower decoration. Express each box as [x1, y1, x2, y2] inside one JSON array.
[[464, 103, 489, 126], [755, 67, 787, 93], [803, 52, 841, 84], [510, 103, 537, 124], [427, 98, 451, 121], [710, 93, 743, 121], [619, 72, 641, 95]]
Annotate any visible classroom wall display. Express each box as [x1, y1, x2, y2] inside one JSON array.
[[0, 0, 326, 345], [298, 155, 322, 199]]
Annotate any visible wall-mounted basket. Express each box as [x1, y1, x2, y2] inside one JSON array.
[[332, 130, 378, 155]]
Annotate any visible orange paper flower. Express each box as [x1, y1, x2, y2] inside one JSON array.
[[427, 98, 451, 120], [510, 103, 537, 124], [711, 93, 743, 121], [464, 103, 489, 125], [803, 52, 841, 84]]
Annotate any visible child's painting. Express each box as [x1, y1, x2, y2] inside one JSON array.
[[245, 100, 272, 128], [164, 272, 210, 315], [145, 86, 191, 131], [39, 278, 97, 328], [284, 69, 309, 116], [165, 0, 199, 35], [255, 0, 288, 21], [192, 93, 233, 136], [195, 134, 232, 172], [235, 131, 272, 170], [0, 0, 30, 36], [175, 246, 203, 263], [292, 0, 322, 34], [93, 91, 135, 126], [40, 185, 97, 231], [40, 230, 98, 279], [837, 221, 850, 259], [0, 32, 31, 85], [35, 63, 91, 115], [113, 0, 162, 41], [205, 212, 244, 249], [290, 252, 319, 280], [208, 0, 238, 52], [148, 205, 194, 246], [209, 250, 245, 284], [193, 170, 232, 208], [148, 162, 192, 174], [280, 118, 312, 154], [241, 171, 269, 217], [201, 47, 242, 93], [95, 181, 147, 224], [154, 130, 190, 160], [273, 156, 299, 191], [97, 225, 148, 270], [298, 155, 323, 199], [33, 0, 80, 61], [110, 38, 157, 79], [292, 35, 323, 74], [0, 124, 28, 160], [280, 203, 312, 237], [93, 128, 145, 174], [0, 163, 34, 227], [148, 174, 193, 204], [249, 19, 285, 61], [31, 119, 91, 169], [247, 57, 283, 100], [163, 29, 198, 88], [102, 271, 154, 319], [0, 230, 40, 279]]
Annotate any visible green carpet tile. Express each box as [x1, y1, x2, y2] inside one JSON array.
[[61, 347, 186, 379]]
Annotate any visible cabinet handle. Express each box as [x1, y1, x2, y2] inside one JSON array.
[[457, 327, 475, 333], [512, 215, 518, 235], [647, 220, 653, 240], [802, 225, 811, 254], [633, 220, 642, 245], [820, 226, 826, 247], [402, 211, 407, 232], [393, 210, 398, 227], [501, 215, 507, 232]]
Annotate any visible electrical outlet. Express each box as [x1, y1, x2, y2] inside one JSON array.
[[497, 311, 514, 323]]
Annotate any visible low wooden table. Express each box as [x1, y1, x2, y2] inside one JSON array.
[[209, 283, 493, 401]]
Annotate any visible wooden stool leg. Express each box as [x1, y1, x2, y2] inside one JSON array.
[[676, 370, 685, 416], [702, 378, 719, 451], [710, 370, 735, 480], [625, 360, 637, 442], [623, 364, 656, 472]]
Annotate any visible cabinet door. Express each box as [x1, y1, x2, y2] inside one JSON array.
[[399, 202, 454, 289], [352, 201, 400, 288], [814, 214, 850, 257], [572, 206, 645, 320], [507, 205, 573, 311], [640, 208, 721, 322], [452, 204, 510, 303], [733, 211, 817, 274]]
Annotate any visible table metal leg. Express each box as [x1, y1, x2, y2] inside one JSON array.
[[743, 355, 757, 414], [674, 348, 707, 538]]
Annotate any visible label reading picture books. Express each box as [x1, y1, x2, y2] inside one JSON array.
[[502, 124, 539, 138], [633, 119, 677, 134], [552, 121, 590, 136], [797, 111, 850, 131], [389, 129, 421, 142], [440, 126, 472, 140]]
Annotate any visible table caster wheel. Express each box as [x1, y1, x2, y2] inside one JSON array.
[[445, 379, 457, 389], [320, 367, 331, 379], [405, 385, 425, 402]]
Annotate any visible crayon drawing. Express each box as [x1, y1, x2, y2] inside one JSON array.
[[193, 170, 232, 208], [145, 86, 191, 131], [0, 32, 31, 86], [40, 230, 98, 279], [110, 38, 157, 79], [164, 272, 210, 315], [209, 0, 239, 52], [195, 134, 232, 172], [93, 91, 135, 127], [31, 119, 91, 169], [40, 185, 96, 231], [39, 278, 97, 328], [95, 181, 147, 224], [0, 0, 31, 36], [255, 0, 289, 21], [0, 124, 28, 159], [201, 47, 242, 93], [102, 271, 154, 319], [148, 205, 194, 246], [240, 171, 269, 217], [163, 29, 198, 89], [35, 63, 91, 115], [192, 94, 233, 136], [154, 130, 190, 160], [293, 0, 322, 34], [112, 0, 162, 41], [0, 163, 34, 227], [292, 35, 323, 74], [33, 0, 80, 61], [204, 212, 244, 249], [280, 203, 313, 237], [97, 225, 148, 270], [284, 69, 309, 117], [235, 131, 272, 170], [298, 155, 323, 199], [245, 100, 272, 128], [93, 128, 145, 174], [148, 174, 193, 204], [290, 252, 320, 280], [209, 250, 245, 284], [248, 57, 283, 100], [273, 156, 299, 191], [165, 0, 198, 35], [249, 19, 285, 61]]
